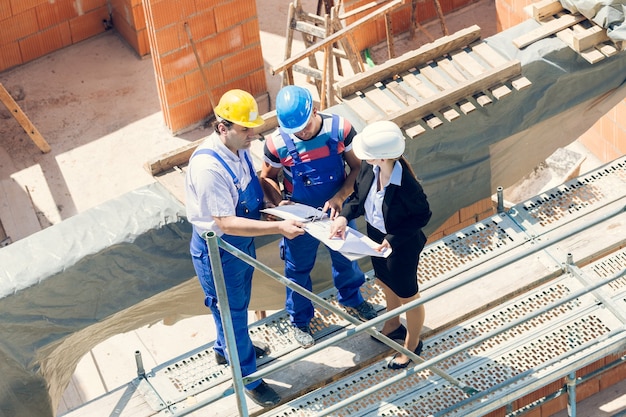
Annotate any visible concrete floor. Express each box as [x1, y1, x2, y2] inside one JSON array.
[[1, 0, 624, 415]]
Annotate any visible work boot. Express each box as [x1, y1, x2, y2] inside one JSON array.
[[292, 325, 315, 347], [346, 300, 378, 321], [245, 380, 281, 407], [214, 340, 271, 365]]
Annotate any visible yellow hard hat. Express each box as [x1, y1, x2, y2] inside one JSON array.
[[214, 89, 264, 128]]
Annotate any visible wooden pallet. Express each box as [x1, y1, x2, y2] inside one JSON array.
[[514, 0, 620, 64], [336, 25, 532, 137]]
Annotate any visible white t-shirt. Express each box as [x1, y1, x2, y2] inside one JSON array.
[[185, 132, 255, 236], [364, 161, 403, 234]]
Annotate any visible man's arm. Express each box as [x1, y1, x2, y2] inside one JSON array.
[[324, 148, 361, 218], [259, 161, 283, 207], [214, 215, 304, 239]]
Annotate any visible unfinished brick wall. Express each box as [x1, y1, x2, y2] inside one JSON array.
[[0, 0, 111, 72], [142, 0, 267, 133], [110, 0, 150, 57], [342, 0, 476, 53]]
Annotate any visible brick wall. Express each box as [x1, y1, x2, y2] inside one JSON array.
[[0, 0, 110, 72], [342, 0, 477, 53], [142, 0, 267, 133]]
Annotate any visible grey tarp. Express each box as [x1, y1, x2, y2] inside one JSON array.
[[561, 0, 626, 40], [0, 17, 625, 417]]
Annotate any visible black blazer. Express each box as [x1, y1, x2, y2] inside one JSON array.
[[341, 159, 431, 249]]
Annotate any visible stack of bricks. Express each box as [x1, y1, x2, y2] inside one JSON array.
[[0, 0, 111, 72], [142, 0, 267, 133]]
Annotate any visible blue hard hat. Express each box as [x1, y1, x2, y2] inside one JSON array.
[[275, 86, 313, 134]]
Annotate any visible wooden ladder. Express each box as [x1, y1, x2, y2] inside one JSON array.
[[0, 83, 50, 153], [282, 0, 364, 109]]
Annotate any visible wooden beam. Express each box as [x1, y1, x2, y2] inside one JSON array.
[[386, 61, 521, 128], [144, 111, 279, 176], [0, 83, 51, 153], [271, 0, 403, 75], [531, 0, 563, 21], [336, 25, 481, 98], [513, 13, 586, 49]]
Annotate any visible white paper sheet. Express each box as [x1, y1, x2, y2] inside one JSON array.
[[262, 203, 392, 261]]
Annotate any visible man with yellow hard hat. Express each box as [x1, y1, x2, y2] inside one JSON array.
[[185, 89, 305, 407]]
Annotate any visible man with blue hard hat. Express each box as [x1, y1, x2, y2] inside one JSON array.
[[185, 89, 305, 407], [260, 85, 378, 347]]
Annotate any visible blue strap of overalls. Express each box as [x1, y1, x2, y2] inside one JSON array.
[[192, 148, 256, 189], [279, 114, 340, 162]]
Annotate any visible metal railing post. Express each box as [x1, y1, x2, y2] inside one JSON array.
[[204, 231, 249, 417], [566, 372, 577, 417]]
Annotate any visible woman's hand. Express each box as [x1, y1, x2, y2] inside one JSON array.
[[329, 216, 348, 239], [375, 239, 391, 253]]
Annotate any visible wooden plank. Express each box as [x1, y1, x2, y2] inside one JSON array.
[[573, 25, 609, 52], [471, 42, 508, 67], [512, 76, 532, 90], [404, 122, 426, 138], [442, 107, 461, 121], [459, 100, 476, 114], [0, 83, 51, 153], [580, 47, 606, 64], [144, 111, 278, 176], [386, 61, 521, 128], [343, 92, 384, 123], [363, 83, 403, 115], [420, 65, 453, 91], [271, 0, 403, 75], [475, 93, 493, 106], [596, 41, 618, 57], [437, 58, 468, 83], [402, 72, 437, 98], [338, 0, 391, 20], [491, 84, 512, 99], [450, 50, 486, 77], [425, 115, 443, 129], [513, 13, 587, 49], [336, 25, 482, 97], [532, 0, 564, 21], [385, 81, 419, 106]]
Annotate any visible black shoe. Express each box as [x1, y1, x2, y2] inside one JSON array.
[[245, 380, 280, 407], [214, 340, 271, 365], [387, 340, 424, 370], [371, 324, 407, 343], [347, 301, 378, 321]]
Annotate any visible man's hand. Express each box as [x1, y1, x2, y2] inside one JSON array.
[[278, 219, 306, 239], [323, 195, 344, 219]]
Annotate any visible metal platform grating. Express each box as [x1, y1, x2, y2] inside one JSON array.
[[418, 214, 526, 289], [511, 156, 625, 233], [143, 274, 386, 409], [261, 250, 626, 417]]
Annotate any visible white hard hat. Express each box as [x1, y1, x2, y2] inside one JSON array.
[[352, 120, 405, 160]]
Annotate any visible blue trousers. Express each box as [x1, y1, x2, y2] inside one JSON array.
[[190, 232, 260, 390], [281, 222, 366, 328]]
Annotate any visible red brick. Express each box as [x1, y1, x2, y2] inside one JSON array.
[[132, 3, 146, 30], [112, 11, 141, 55], [0, 41, 22, 72], [9, 0, 46, 15], [164, 76, 189, 105], [247, 69, 267, 97], [616, 124, 626, 156], [36, 0, 77, 30], [0, 1, 12, 21], [460, 197, 493, 222], [19, 24, 70, 63], [483, 406, 507, 417], [148, 0, 195, 30], [0, 9, 39, 44], [136, 28, 150, 56], [195, 0, 222, 9], [200, 26, 244, 62], [240, 18, 260, 45], [168, 94, 212, 133], [600, 363, 626, 391], [160, 49, 191, 80], [575, 378, 600, 402], [540, 395, 567, 416], [185, 9, 216, 42], [153, 25, 182, 56], [214, 0, 256, 32], [76, 0, 108, 14], [69, 7, 108, 43], [221, 47, 263, 79]]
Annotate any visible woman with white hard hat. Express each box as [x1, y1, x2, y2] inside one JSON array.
[[330, 120, 432, 369]]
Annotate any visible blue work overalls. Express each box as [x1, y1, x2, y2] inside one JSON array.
[[279, 115, 366, 328], [189, 149, 263, 390]]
